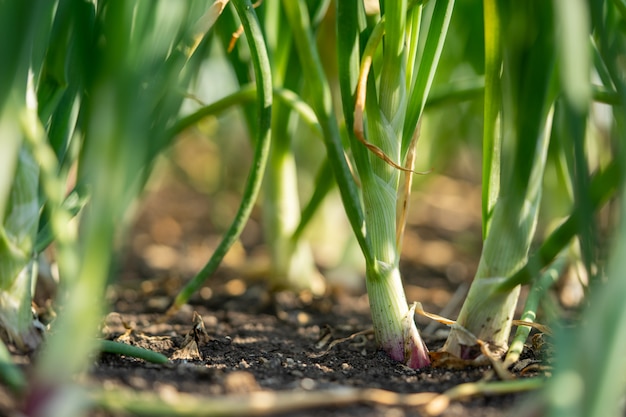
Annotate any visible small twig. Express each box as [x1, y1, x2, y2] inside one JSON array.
[[227, 0, 264, 52], [309, 329, 374, 358], [227, 26, 244, 52], [423, 283, 469, 335], [182, 91, 208, 107], [93, 385, 437, 416], [93, 377, 544, 417], [510, 320, 552, 336], [353, 113, 431, 176], [412, 302, 513, 380], [413, 302, 456, 326], [475, 339, 514, 380], [424, 377, 545, 416], [354, 123, 427, 174]]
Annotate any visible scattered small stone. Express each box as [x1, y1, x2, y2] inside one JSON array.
[[128, 375, 148, 390], [300, 378, 316, 390]]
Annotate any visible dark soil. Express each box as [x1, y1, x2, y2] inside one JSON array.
[[3, 172, 548, 417]]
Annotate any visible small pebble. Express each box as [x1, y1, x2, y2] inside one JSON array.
[[300, 378, 316, 390], [224, 371, 260, 393]]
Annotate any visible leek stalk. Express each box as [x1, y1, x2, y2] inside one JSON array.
[[443, 0, 557, 358], [261, 1, 325, 294], [331, 0, 454, 367]]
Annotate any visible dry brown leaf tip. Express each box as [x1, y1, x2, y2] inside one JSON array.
[[170, 311, 211, 361]]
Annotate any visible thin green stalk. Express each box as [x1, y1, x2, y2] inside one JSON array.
[[481, 0, 501, 238], [170, 86, 320, 141], [591, 85, 620, 105], [99, 340, 168, 364], [546, 5, 626, 413], [282, 0, 371, 264], [171, 79, 328, 288], [35, 2, 215, 390], [263, 129, 324, 293], [215, 0, 331, 295], [547, 187, 626, 417], [553, 0, 594, 283], [405, 5, 422, 89], [444, 115, 554, 356], [168, 85, 256, 138], [262, 4, 324, 294], [504, 256, 565, 366], [379, 0, 407, 123], [168, 81, 326, 299], [169, 0, 272, 313]]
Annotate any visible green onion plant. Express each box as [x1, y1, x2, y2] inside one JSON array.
[[167, 2, 335, 311], [217, 1, 329, 295], [0, 1, 51, 355], [32, 0, 228, 387], [442, 0, 621, 375], [443, 0, 560, 358], [0, 1, 271, 415], [302, 0, 455, 368], [545, 1, 626, 416]]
